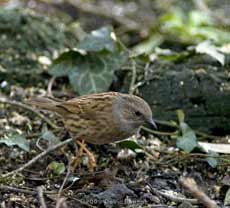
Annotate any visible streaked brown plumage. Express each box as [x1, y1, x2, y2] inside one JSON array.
[[28, 92, 156, 171], [28, 92, 155, 145]]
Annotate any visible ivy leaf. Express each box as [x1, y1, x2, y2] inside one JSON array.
[[40, 125, 60, 147], [50, 50, 128, 95], [49, 51, 79, 77], [48, 161, 65, 175], [176, 122, 197, 153], [49, 26, 128, 95], [77, 26, 116, 52], [206, 151, 218, 168], [117, 140, 143, 152], [206, 157, 218, 168], [0, 133, 30, 152]]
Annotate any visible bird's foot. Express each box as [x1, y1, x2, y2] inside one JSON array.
[[71, 140, 96, 172], [76, 140, 96, 172]]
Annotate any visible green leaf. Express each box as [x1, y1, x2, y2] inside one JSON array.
[[188, 11, 213, 27], [40, 125, 60, 146], [48, 26, 128, 94], [0, 133, 30, 152], [49, 51, 79, 77], [206, 157, 218, 168], [50, 50, 128, 95], [160, 7, 185, 29], [206, 151, 218, 168], [176, 122, 197, 153], [117, 140, 143, 152], [69, 51, 128, 94], [177, 109, 185, 124], [49, 27, 128, 95], [196, 40, 225, 65], [48, 161, 65, 175], [158, 50, 192, 62], [160, 8, 230, 44], [77, 26, 116, 52], [133, 34, 163, 54]]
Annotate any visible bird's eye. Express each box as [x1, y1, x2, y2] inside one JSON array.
[[134, 111, 142, 116]]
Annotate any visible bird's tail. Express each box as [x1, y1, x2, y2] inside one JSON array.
[[25, 97, 62, 113]]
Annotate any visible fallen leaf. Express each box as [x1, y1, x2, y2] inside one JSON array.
[[0, 133, 30, 152]]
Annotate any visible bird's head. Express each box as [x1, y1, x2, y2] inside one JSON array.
[[112, 94, 156, 135]]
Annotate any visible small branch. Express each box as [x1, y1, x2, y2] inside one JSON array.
[[153, 119, 178, 128], [179, 177, 219, 208], [142, 126, 178, 136], [0, 185, 37, 195], [0, 129, 61, 139], [129, 59, 137, 95], [47, 76, 56, 98], [0, 185, 56, 195], [1, 138, 73, 178], [147, 182, 198, 204], [55, 197, 68, 208], [66, 0, 141, 31], [56, 158, 72, 208], [196, 131, 220, 140], [148, 119, 220, 140], [0, 96, 58, 129], [37, 186, 47, 208]]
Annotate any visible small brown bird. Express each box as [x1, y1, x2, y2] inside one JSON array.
[[28, 92, 156, 170]]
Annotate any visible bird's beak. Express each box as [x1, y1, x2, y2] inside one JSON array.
[[146, 119, 157, 129]]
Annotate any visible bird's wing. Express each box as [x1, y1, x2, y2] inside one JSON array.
[[57, 92, 118, 119]]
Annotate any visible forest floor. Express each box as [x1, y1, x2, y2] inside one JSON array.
[[0, 0, 230, 207]]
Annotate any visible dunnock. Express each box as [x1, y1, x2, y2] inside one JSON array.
[[28, 92, 156, 170]]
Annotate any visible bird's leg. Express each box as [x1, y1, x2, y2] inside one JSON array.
[[71, 141, 85, 171], [76, 140, 96, 172]]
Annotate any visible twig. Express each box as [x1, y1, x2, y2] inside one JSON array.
[[142, 126, 178, 136], [36, 136, 46, 151], [0, 185, 37, 195], [56, 158, 72, 208], [55, 197, 68, 208], [155, 152, 230, 166], [0, 185, 56, 195], [179, 177, 219, 208], [47, 76, 56, 98], [153, 119, 178, 128], [149, 119, 220, 140], [37, 186, 47, 208], [130, 81, 146, 92], [66, 0, 141, 31], [1, 138, 73, 178], [196, 131, 220, 140], [117, 38, 129, 52], [147, 182, 198, 204], [0, 129, 61, 139], [0, 96, 58, 129], [129, 58, 137, 95]]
